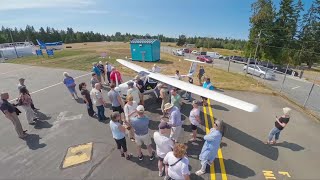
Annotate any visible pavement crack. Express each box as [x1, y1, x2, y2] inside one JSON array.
[[81, 147, 116, 180]]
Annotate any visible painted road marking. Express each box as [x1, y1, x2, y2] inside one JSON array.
[[9, 72, 91, 102], [279, 171, 291, 178], [291, 86, 300, 90], [203, 104, 216, 180], [208, 99, 228, 180], [263, 170, 276, 179], [61, 142, 93, 169], [0, 66, 34, 75]]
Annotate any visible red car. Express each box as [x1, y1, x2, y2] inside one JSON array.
[[197, 55, 213, 63]]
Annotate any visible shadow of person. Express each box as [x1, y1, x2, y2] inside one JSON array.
[[224, 123, 279, 161], [214, 88, 224, 93], [35, 111, 51, 121], [24, 134, 46, 150], [222, 159, 256, 178], [34, 120, 53, 129], [273, 141, 305, 151], [129, 155, 158, 171], [76, 97, 85, 104]]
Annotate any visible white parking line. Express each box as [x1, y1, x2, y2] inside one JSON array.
[[0, 67, 34, 75], [292, 86, 300, 90], [9, 72, 91, 102]]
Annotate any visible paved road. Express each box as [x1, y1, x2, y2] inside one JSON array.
[[161, 46, 320, 117], [1, 63, 320, 180]]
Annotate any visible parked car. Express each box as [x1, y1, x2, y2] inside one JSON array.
[[191, 50, 199, 55], [243, 64, 276, 80], [259, 61, 274, 69], [273, 65, 299, 76], [182, 48, 191, 53], [172, 49, 184, 56], [200, 51, 207, 55], [230, 56, 245, 63], [245, 58, 258, 65], [197, 55, 213, 63], [206, 52, 221, 59]]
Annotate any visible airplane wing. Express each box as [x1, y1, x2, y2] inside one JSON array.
[[117, 59, 149, 73], [184, 58, 206, 64], [116, 59, 258, 112]]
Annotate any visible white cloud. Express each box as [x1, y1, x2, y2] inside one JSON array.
[[0, 0, 95, 11], [67, 9, 110, 14]]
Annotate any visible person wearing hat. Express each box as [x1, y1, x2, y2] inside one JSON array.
[[266, 107, 292, 145], [171, 88, 182, 110], [131, 105, 155, 161], [164, 103, 182, 143], [153, 121, 174, 177], [17, 78, 38, 111], [92, 62, 101, 83], [126, 81, 140, 104], [0, 92, 27, 139], [184, 74, 193, 102], [189, 100, 201, 141], [108, 84, 124, 119], [97, 61, 106, 84], [196, 120, 225, 176], [159, 83, 170, 117], [110, 67, 122, 85], [201, 77, 214, 106]]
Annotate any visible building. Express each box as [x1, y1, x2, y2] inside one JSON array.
[[130, 39, 160, 62], [0, 42, 34, 61]]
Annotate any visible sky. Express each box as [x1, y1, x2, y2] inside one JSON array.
[[0, 0, 313, 40]]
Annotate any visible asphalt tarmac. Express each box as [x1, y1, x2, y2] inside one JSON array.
[[0, 63, 319, 180]]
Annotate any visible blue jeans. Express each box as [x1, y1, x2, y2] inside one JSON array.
[[96, 105, 106, 121], [268, 127, 281, 142]]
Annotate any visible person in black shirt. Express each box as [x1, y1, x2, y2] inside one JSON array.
[[266, 107, 291, 144], [135, 75, 145, 105], [0, 92, 27, 139], [79, 83, 95, 117]]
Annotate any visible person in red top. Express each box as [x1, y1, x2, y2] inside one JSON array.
[[110, 67, 123, 85]]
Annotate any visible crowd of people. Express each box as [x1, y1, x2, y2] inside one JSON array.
[[0, 61, 292, 180]]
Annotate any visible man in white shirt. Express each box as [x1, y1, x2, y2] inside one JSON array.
[[90, 83, 107, 121], [153, 121, 174, 177], [174, 70, 182, 80], [127, 81, 141, 104]]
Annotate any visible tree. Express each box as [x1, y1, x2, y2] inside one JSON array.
[[176, 35, 186, 46], [246, 0, 275, 59]]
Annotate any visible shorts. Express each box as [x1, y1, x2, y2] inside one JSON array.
[[170, 126, 182, 141], [191, 124, 198, 130], [112, 106, 124, 113], [135, 133, 152, 146], [158, 156, 164, 161], [67, 86, 76, 94], [114, 137, 127, 152]]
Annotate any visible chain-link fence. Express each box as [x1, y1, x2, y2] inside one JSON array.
[[160, 46, 320, 118]]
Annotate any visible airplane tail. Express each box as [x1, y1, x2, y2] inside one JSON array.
[[36, 39, 44, 45]]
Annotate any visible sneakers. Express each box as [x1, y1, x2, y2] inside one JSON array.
[[150, 151, 155, 161], [121, 153, 125, 157], [159, 167, 165, 177], [138, 154, 144, 161], [195, 170, 206, 176], [126, 154, 132, 160]]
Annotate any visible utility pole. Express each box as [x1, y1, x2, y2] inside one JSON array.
[[252, 30, 262, 77], [9, 29, 19, 58]]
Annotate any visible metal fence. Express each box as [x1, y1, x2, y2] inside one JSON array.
[[160, 46, 320, 117]]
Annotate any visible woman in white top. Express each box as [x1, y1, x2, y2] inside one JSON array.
[[189, 100, 201, 141], [163, 143, 190, 180], [123, 95, 138, 142]]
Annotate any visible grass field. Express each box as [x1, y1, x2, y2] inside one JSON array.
[[8, 42, 270, 93]]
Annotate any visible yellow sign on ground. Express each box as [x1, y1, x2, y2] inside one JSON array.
[[61, 142, 93, 169]]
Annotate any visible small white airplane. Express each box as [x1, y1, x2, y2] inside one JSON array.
[[115, 59, 258, 112]]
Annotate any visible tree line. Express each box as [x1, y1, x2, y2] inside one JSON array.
[[0, 25, 247, 51], [247, 0, 320, 68]]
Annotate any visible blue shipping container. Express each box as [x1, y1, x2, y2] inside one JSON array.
[[130, 39, 160, 62]]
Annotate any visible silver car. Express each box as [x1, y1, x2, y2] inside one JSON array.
[[243, 65, 275, 79]]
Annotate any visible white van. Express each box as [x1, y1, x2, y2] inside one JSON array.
[[206, 52, 221, 59]]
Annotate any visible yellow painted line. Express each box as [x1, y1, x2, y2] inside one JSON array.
[[203, 104, 216, 180], [208, 99, 228, 180]]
